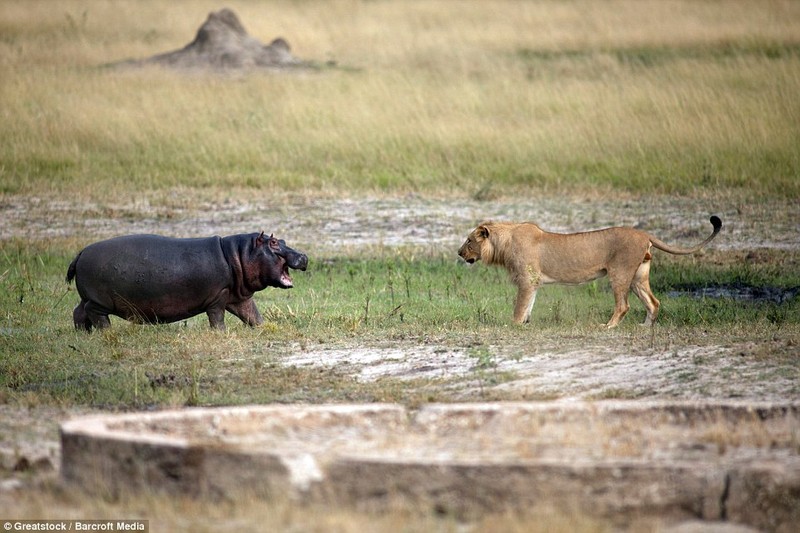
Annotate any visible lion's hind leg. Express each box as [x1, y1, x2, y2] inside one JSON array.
[[631, 258, 660, 326], [605, 285, 630, 328], [605, 266, 638, 328]]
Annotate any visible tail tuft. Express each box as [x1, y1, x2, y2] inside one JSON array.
[[710, 215, 722, 232]]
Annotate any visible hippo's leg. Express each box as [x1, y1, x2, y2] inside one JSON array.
[[226, 298, 264, 327], [84, 301, 112, 330], [72, 300, 93, 332], [206, 305, 227, 330]]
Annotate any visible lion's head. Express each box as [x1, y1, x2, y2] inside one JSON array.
[[458, 224, 492, 264]]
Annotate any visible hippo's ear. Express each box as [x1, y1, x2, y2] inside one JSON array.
[[255, 231, 266, 247]]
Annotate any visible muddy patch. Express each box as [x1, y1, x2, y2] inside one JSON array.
[[668, 283, 800, 304]]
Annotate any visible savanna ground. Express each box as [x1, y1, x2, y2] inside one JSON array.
[[1, 1, 799, 531]]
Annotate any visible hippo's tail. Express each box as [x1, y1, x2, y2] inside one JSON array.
[[66, 253, 80, 284]]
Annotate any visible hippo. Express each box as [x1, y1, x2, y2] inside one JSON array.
[[66, 232, 308, 331]]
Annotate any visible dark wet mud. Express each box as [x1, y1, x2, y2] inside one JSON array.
[[668, 283, 800, 304]]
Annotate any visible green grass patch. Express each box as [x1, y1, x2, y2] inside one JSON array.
[[517, 39, 800, 69], [2, 240, 798, 408]]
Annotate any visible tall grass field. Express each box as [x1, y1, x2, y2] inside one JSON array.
[[1, 0, 799, 197]]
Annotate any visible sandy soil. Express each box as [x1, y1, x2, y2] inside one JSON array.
[[283, 339, 798, 402]]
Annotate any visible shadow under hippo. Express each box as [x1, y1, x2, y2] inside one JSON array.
[[66, 232, 307, 331]]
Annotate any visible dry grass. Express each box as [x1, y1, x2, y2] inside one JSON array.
[[1, 0, 799, 197], [1, 479, 616, 533]]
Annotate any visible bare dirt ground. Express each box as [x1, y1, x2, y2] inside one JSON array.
[[283, 339, 798, 402], [1, 191, 798, 517], [4, 191, 798, 251]]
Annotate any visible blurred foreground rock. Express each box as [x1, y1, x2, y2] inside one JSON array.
[[61, 401, 800, 532]]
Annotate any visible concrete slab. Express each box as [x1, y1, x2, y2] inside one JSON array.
[[60, 401, 800, 530]]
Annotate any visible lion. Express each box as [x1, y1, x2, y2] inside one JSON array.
[[458, 216, 722, 328]]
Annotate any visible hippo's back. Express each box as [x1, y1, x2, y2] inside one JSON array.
[[70, 235, 231, 322]]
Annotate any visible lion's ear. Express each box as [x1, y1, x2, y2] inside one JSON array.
[[478, 225, 490, 239]]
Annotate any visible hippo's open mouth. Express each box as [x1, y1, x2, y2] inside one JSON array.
[[280, 263, 294, 288], [275, 250, 307, 288]]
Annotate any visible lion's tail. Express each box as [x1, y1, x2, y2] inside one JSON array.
[[649, 216, 722, 255]]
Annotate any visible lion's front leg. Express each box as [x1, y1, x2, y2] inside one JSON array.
[[513, 285, 538, 324]]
